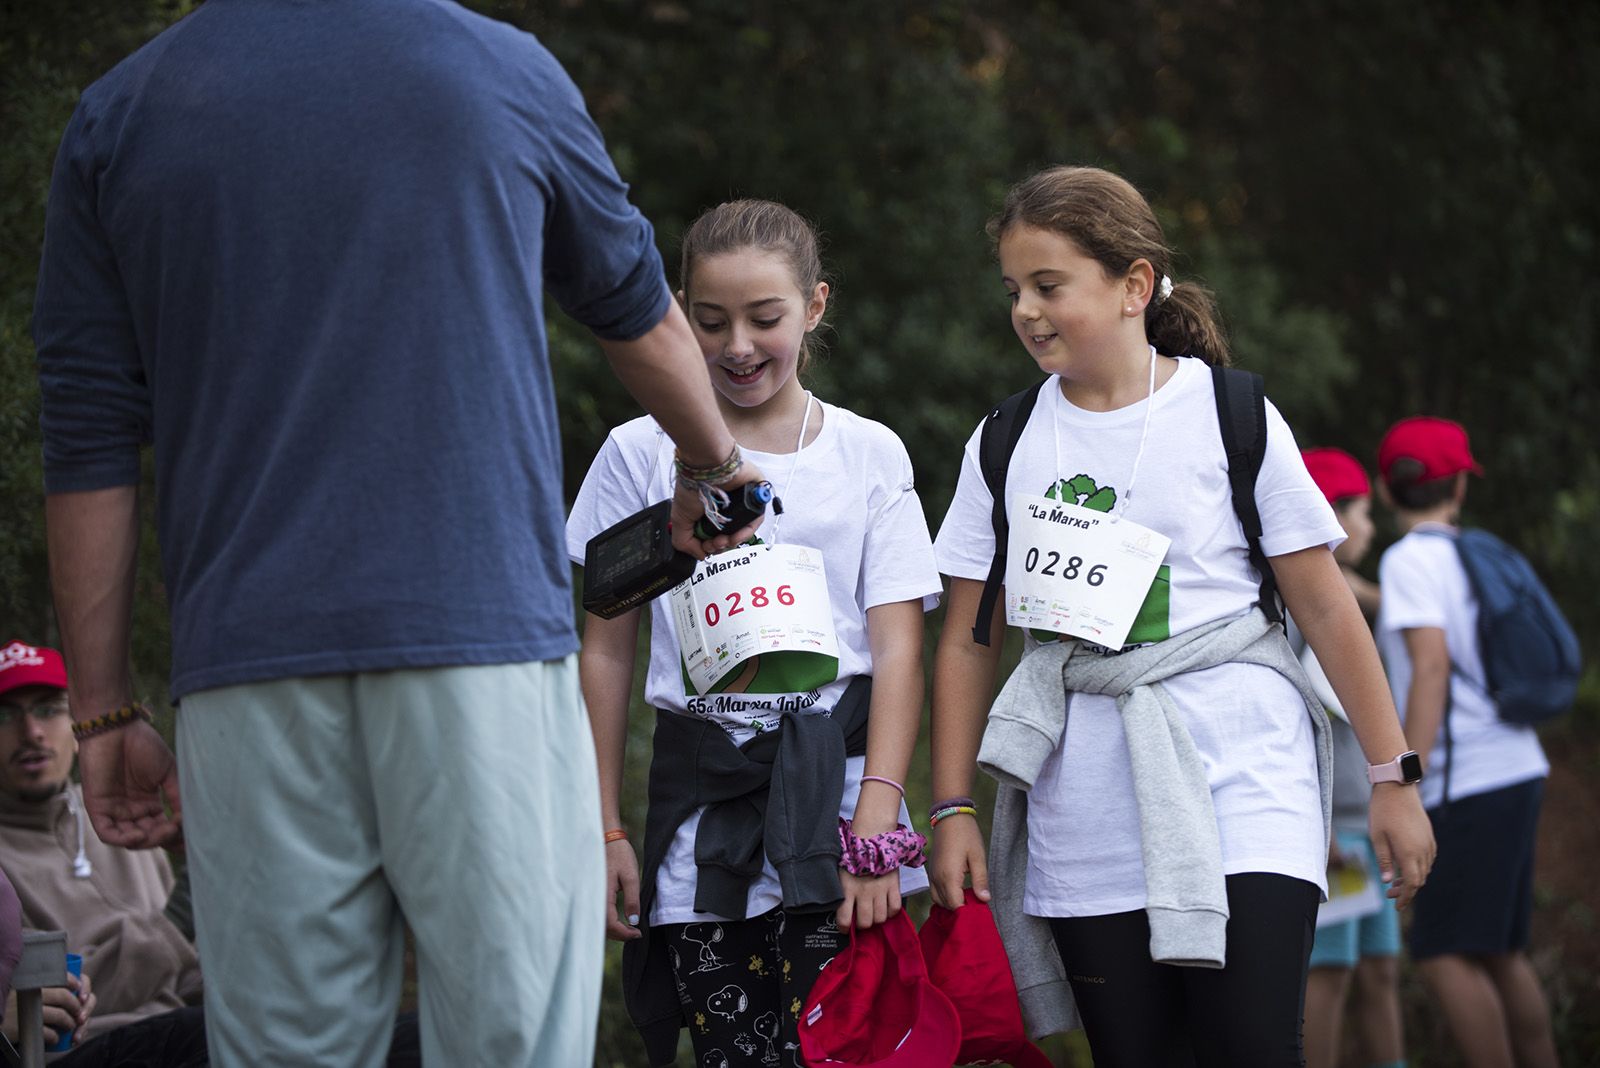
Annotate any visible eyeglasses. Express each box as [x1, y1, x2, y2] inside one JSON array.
[[0, 700, 70, 728]]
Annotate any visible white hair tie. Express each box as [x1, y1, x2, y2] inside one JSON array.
[[1158, 275, 1174, 302]]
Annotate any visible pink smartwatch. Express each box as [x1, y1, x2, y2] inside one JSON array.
[[1367, 750, 1424, 786]]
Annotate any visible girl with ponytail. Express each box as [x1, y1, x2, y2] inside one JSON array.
[[926, 166, 1435, 1066]]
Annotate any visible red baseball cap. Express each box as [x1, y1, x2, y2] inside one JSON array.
[[799, 910, 961, 1067], [1300, 448, 1371, 505], [1377, 417, 1483, 484], [920, 891, 1053, 1068], [0, 641, 68, 698]]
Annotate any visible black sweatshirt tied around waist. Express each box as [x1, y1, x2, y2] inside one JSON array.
[[623, 675, 872, 1065]]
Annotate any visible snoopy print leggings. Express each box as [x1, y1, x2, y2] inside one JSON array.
[[659, 907, 847, 1068]]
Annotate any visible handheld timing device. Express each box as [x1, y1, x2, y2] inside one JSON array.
[[581, 481, 779, 619]]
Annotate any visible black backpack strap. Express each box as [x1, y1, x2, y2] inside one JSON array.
[[1212, 365, 1282, 623], [972, 379, 1047, 645]]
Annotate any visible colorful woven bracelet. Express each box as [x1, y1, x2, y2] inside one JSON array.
[[929, 805, 979, 828], [928, 796, 975, 821], [603, 828, 629, 844], [71, 702, 153, 741], [838, 818, 927, 877], [673, 444, 744, 490]]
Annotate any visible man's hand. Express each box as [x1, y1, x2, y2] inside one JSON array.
[[78, 721, 182, 849], [670, 463, 769, 560], [2, 971, 95, 1047], [928, 816, 990, 910]]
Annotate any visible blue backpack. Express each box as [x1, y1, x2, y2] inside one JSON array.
[[1428, 527, 1581, 725]]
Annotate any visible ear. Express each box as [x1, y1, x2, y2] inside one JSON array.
[[1122, 259, 1156, 317], [675, 288, 689, 312], [803, 281, 830, 332], [1375, 478, 1394, 509]]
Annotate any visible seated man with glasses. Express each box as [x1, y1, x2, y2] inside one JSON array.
[[0, 639, 201, 1053]]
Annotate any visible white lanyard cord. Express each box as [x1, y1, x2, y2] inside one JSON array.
[[1052, 346, 1158, 520], [769, 391, 813, 544], [1119, 347, 1158, 516]]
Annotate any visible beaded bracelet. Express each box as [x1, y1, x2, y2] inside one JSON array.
[[838, 818, 926, 877], [71, 702, 153, 741], [929, 806, 979, 828], [928, 796, 975, 821], [603, 828, 629, 844]]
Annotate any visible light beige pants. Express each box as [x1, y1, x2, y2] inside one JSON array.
[[177, 656, 603, 1067]]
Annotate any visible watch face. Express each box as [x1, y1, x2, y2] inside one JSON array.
[[1400, 751, 1424, 784]]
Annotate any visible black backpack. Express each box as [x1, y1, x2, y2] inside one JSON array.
[[971, 363, 1280, 645]]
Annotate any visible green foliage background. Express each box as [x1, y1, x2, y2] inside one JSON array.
[[4, 1, 1598, 1064]]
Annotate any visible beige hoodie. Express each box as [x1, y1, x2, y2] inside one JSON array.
[[0, 782, 202, 1040]]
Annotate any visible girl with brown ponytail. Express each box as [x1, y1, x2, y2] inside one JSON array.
[[927, 166, 1435, 1066]]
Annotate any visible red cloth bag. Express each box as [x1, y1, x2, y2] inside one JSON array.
[[798, 910, 962, 1067], [919, 890, 1054, 1068]]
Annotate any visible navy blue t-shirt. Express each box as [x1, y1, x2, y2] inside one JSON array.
[[33, 0, 671, 698]]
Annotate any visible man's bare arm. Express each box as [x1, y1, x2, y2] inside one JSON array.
[[46, 487, 138, 716], [594, 303, 765, 555], [46, 487, 181, 849], [594, 302, 734, 468]]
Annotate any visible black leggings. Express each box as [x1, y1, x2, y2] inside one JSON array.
[[660, 907, 847, 1068], [1048, 872, 1320, 1068]]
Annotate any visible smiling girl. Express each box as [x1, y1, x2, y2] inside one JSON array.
[[565, 200, 940, 1067], [926, 167, 1435, 1066]]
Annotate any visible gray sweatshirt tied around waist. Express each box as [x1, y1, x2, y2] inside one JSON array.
[[977, 608, 1331, 1038]]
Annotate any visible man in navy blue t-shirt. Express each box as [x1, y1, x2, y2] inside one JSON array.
[[33, 2, 761, 1064]]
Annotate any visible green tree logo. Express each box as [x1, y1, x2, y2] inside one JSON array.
[[1046, 473, 1117, 512]]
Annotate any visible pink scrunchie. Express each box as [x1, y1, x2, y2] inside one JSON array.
[[838, 818, 927, 877]]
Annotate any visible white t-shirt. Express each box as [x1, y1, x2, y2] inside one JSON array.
[[934, 357, 1344, 917], [567, 401, 941, 924], [1376, 526, 1548, 809]]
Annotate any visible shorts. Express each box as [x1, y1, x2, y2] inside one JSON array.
[[1307, 831, 1400, 969], [1409, 776, 1544, 960]]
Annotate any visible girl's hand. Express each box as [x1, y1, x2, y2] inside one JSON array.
[[836, 870, 901, 931], [604, 839, 643, 941], [1369, 783, 1436, 909], [928, 816, 990, 909]]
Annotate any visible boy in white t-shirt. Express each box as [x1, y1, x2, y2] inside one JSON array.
[[1375, 416, 1557, 1068]]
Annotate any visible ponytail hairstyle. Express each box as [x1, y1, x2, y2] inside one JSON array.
[[679, 199, 828, 374], [989, 166, 1230, 366]]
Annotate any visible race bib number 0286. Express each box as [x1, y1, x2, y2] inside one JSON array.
[[1004, 493, 1171, 650], [670, 543, 839, 695]]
